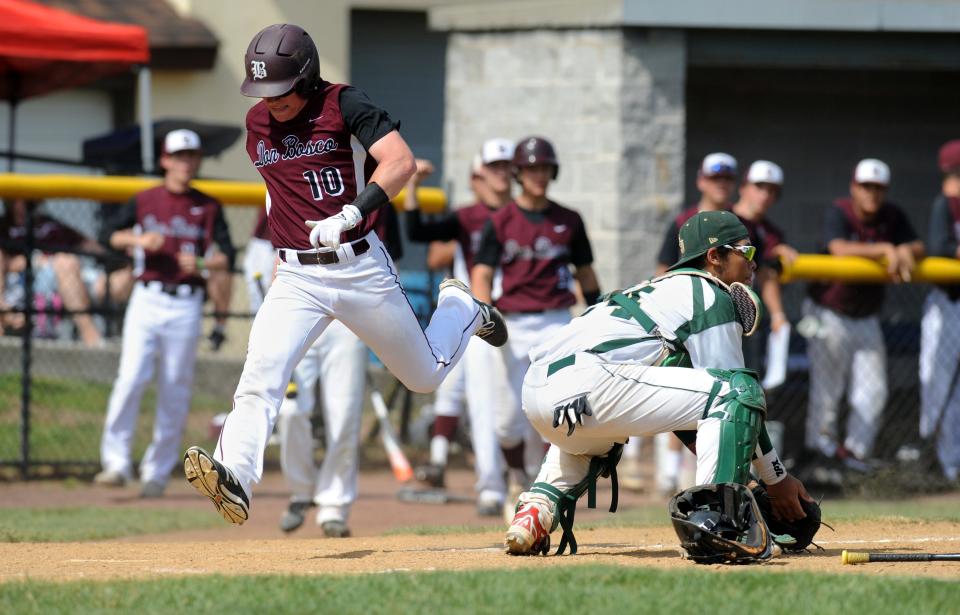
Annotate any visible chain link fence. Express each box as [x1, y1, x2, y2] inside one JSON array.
[[1, 195, 958, 496]]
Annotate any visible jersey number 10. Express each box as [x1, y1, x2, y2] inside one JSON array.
[[302, 167, 346, 201]]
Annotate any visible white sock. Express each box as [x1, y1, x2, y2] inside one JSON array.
[[430, 435, 449, 466]]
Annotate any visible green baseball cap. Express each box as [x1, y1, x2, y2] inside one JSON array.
[[667, 210, 749, 271]]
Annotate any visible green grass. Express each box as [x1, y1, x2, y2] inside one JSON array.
[[1, 566, 957, 615], [0, 507, 221, 542], [0, 373, 227, 464]]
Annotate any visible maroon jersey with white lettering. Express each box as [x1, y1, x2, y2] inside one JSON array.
[[478, 201, 593, 313], [245, 82, 382, 250], [456, 202, 497, 271], [133, 186, 222, 286]]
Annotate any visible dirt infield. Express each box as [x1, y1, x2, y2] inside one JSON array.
[[3, 469, 960, 582]]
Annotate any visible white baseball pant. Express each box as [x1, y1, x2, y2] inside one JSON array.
[[920, 288, 960, 481], [803, 299, 887, 459], [215, 232, 482, 499], [522, 353, 736, 492], [101, 283, 203, 483], [277, 319, 367, 524]]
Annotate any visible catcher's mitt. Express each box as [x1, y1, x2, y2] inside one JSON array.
[[751, 482, 824, 551]]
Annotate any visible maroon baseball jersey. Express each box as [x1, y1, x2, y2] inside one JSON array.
[[1, 213, 85, 254], [251, 206, 271, 241], [106, 186, 228, 287], [738, 216, 785, 267], [245, 81, 398, 250], [809, 198, 918, 317], [456, 202, 497, 271], [475, 200, 593, 313]]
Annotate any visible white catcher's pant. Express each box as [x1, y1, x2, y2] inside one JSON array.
[[101, 283, 203, 483], [920, 289, 960, 481], [278, 320, 366, 523], [215, 232, 482, 499], [522, 353, 735, 493], [803, 299, 887, 459]]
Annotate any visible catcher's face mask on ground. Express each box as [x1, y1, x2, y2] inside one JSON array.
[[668, 482, 775, 564]]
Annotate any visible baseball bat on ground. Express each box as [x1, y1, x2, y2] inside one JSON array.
[[842, 550, 960, 564], [369, 384, 414, 482]]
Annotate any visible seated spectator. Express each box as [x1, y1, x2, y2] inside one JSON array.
[[0, 198, 106, 347]]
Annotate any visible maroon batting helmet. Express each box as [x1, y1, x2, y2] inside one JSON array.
[[241, 24, 320, 98], [512, 136, 559, 179]]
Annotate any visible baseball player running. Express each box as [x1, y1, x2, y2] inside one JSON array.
[[505, 211, 812, 556], [404, 140, 514, 515], [183, 24, 506, 525], [920, 140, 960, 482], [471, 136, 601, 520], [96, 129, 235, 497]]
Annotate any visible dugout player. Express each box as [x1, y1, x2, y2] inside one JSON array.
[[655, 152, 738, 275], [96, 129, 235, 497], [919, 140, 960, 482], [403, 140, 514, 516], [505, 210, 812, 556], [182, 24, 507, 525], [804, 159, 924, 468], [471, 136, 601, 521], [731, 161, 798, 372]]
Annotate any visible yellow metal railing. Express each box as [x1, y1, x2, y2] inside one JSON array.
[[779, 255, 960, 284], [0, 173, 448, 213]]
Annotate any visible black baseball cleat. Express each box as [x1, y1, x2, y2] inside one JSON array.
[[414, 463, 446, 489], [183, 446, 249, 525], [439, 278, 508, 347]]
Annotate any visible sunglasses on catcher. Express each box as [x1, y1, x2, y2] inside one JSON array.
[[723, 244, 757, 262]]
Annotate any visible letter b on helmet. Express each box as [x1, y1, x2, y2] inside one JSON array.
[[512, 136, 559, 180], [241, 24, 320, 98]]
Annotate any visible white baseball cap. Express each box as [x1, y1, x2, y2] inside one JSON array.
[[700, 152, 738, 178], [472, 137, 515, 173], [746, 160, 784, 186], [854, 158, 890, 186], [164, 129, 202, 154]]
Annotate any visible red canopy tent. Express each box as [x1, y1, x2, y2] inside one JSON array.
[[0, 0, 149, 169]]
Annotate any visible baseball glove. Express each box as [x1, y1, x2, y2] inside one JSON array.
[[751, 482, 824, 551]]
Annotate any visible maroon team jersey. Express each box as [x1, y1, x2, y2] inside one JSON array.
[[480, 201, 592, 313], [456, 202, 497, 271], [245, 82, 382, 250], [133, 186, 223, 287], [251, 207, 271, 241], [738, 216, 785, 266], [809, 198, 918, 317]]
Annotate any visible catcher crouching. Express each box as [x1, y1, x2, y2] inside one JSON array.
[[504, 211, 821, 562]]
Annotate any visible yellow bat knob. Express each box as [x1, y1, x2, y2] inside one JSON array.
[[841, 550, 870, 565]]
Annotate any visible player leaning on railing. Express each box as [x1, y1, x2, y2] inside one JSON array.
[[505, 210, 819, 563]]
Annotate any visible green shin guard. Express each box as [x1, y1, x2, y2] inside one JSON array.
[[704, 369, 766, 484]]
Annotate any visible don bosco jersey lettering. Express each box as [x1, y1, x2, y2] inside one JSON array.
[[245, 81, 398, 250], [476, 201, 593, 313], [133, 186, 223, 286]]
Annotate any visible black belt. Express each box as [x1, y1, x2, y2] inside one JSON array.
[[139, 281, 203, 297], [280, 238, 370, 265]]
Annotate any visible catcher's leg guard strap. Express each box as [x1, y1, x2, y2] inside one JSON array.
[[549, 442, 624, 556], [703, 370, 765, 484]]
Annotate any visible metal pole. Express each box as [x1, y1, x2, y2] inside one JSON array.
[[138, 66, 153, 173], [7, 98, 15, 172], [20, 203, 34, 479]]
